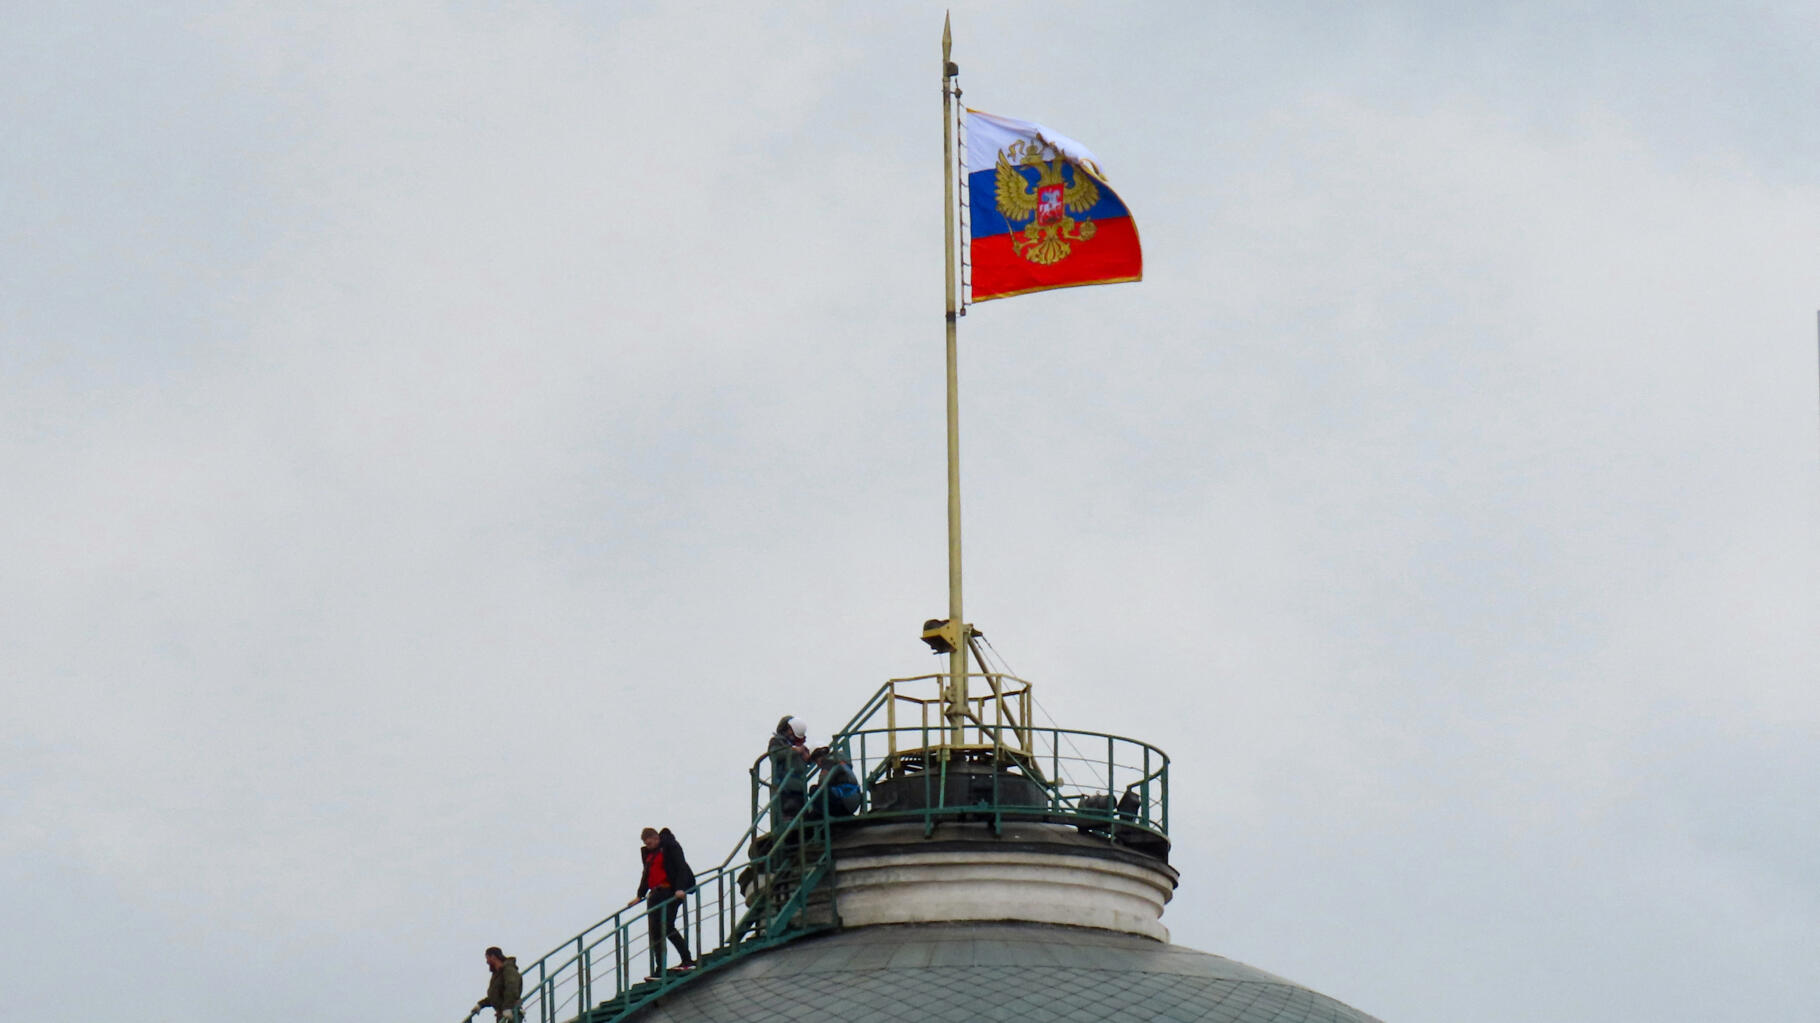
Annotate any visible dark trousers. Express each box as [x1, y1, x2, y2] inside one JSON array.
[[778, 789, 805, 821], [645, 887, 691, 974]]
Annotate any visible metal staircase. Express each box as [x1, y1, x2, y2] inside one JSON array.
[[506, 685, 897, 1023], [504, 784, 837, 1023]]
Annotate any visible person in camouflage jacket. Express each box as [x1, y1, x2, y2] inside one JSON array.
[[472, 947, 522, 1022]]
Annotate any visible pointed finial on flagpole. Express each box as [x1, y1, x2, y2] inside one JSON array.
[[943, 12, 957, 77]]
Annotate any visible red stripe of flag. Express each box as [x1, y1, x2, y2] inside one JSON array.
[[971, 216, 1143, 303]]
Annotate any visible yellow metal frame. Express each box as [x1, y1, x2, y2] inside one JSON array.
[[877, 672, 1037, 778]]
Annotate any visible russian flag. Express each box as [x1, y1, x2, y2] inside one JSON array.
[[965, 110, 1142, 303]]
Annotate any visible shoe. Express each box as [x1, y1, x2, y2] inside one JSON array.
[[670, 961, 697, 973], [643, 975, 661, 983]]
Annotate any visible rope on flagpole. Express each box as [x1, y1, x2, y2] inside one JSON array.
[[956, 83, 971, 314]]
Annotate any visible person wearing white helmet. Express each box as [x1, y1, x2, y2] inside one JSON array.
[[768, 716, 813, 820]]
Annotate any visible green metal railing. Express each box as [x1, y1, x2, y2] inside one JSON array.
[[845, 725, 1165, 838], [503, 790, 837, 1023], [749, 728, 1169, 852], [492, 682, 900, 1023]]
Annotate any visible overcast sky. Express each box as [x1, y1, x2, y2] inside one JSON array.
[[5, 4, 1818, 1022]]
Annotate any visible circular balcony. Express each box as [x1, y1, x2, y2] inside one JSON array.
[[750, 673, 1170, 861]]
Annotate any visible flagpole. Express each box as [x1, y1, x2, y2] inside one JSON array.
[[941, 14, 969, 747]]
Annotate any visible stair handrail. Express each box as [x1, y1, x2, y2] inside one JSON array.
[[495, 679, 898, 1023], [506, 788, 837, 1023]]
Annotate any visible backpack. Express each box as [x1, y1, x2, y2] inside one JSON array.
[[664, 830, 697, 891]]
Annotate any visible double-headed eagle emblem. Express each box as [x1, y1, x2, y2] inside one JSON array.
[[993, 138, 1102, 265]]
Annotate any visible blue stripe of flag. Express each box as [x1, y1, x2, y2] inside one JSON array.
[[968, 165, 1132, 239]]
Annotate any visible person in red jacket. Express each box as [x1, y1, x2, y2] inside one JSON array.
[[627, 826, 697, 980]]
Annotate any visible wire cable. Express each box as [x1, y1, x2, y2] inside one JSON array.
[[977, 634, 1109, 792]]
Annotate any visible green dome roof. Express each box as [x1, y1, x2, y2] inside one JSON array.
[[628, 922, 1382, 1022]]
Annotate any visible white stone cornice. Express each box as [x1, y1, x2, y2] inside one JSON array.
[[824, 821, 1178, 941]]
